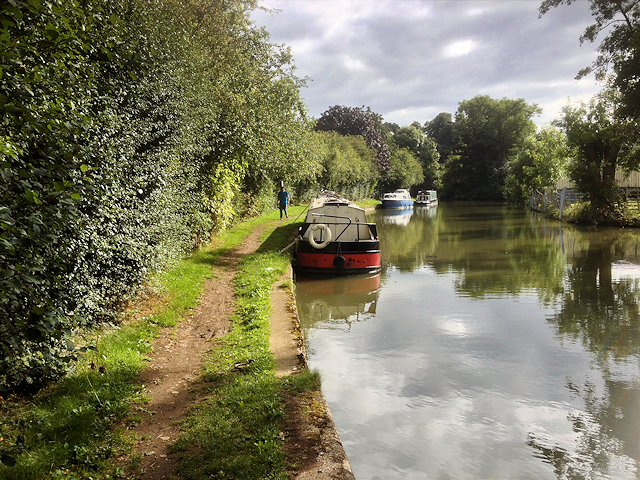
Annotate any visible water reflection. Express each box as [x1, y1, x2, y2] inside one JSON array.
[[413, 204, 438, 219], [296, 202, 640, 479], [295, 273, 380, 331], [379, 207, 413, 226]]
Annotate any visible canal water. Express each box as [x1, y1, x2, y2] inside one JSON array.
[[294, 202, 640, 480]]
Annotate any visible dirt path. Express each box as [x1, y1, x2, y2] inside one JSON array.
[[127, 222, 354, 479], [129, 226, 263, 478]]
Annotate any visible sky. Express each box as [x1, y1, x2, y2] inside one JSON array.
[[251, 0, 603, 128]]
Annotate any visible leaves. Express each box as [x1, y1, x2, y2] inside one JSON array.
[[0, 0, 311, 393], [315, 105, 392, 179], [441, 95, 540, 200], [539, 0, 640, 120]]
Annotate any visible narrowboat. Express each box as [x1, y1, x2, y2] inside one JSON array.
[[381, 189, 413, 208], [294, 192, 381, 275], [415, 190, 438, 206]]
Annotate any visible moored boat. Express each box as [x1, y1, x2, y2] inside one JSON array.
[[381, 188, 413, 208], [415, 189, 438, 206], [295, 192, 381, 275]]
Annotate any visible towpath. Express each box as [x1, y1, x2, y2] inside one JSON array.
[[126, 221, 354, 479]]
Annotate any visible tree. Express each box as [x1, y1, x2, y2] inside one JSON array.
[[504, 127, 571, 203], [387, 149, 424, 191], [441, 96, 540, 201], [384, 122, 400, 134], [0, 0, 313, 392], [555, 92, 640, 223], [539, 0, 640, 119], [393, 126, 424, 153], [425, 112, 455, 161], [392, 126, 440, 189], [315, 105, 391, 179], [299, 131, 378, 200], [0, 0, 152, 391]]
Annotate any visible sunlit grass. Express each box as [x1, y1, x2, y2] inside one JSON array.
[[0, 214, 280, 479], [357, 198, 382, 208], [0, 208, 325, 479], [173, 247, 292, 478]]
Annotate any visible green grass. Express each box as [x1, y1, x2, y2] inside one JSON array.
[[172, 246, 292, 479], [0, 209, 323, 479], [0, 319, 153, 479], [0, 213, 283, 479], [356, 198, 382, 208]]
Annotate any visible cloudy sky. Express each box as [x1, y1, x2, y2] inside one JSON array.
[[252, 0, 603, 127]]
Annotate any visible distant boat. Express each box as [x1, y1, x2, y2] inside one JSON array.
[[415, 190, 438, 206], [294, 191, 381, 275], [381, 189, 413, 208]]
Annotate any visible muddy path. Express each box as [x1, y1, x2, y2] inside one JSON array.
[[126, 222, 354, 479]]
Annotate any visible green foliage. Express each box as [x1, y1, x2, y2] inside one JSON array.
[[315, 105, 392, 182], [425, 112, 455, 161], [539, 0, 640, 120], [393, 126, 424, 153], [0, 0, 153, 392], [0, 215, 262, 477], [555, 92, 640, 223], [391, 126, 440, 189], [0, 0, 312, 392], [441, 95, 540, 201], [384, 122, 401, 134], [504, 127, 571, 203], [0, 321, 153, 479], [296, 131, 378, 201], [387, 149, 424, 190]]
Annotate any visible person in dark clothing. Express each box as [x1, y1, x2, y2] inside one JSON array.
[[277, 186, 289, 219]]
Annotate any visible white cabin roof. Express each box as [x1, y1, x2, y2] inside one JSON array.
[[305, 193, 366, 224]]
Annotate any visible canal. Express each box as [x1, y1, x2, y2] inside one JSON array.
[[294, 202, 640, 480]]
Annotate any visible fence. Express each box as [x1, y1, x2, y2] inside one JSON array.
[[531, 171, 640, 218], [530, 188, 583, 219]]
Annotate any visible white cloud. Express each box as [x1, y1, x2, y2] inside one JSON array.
[[443, 39, 478, 58], [343, 54, 367, 71], [253, 0, 602, 125]]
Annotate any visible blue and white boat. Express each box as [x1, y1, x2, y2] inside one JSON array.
[[381, 189, 413, 208]]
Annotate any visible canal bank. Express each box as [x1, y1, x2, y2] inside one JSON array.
[[0, 212, 357, 479], [273, 201, 379, 478], [271, 265, 355, 479], [133, 218, 357, 479]]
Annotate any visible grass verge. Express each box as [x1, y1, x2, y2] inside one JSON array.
[[171, 209, 318, 479], [0, 208, 309, 480]]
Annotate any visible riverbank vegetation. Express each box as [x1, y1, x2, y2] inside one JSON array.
[[1, 0, 315, 393], [0, 210, 322, 478]]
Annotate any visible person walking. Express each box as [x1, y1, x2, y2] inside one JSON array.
[[277, 185, 289, 219]]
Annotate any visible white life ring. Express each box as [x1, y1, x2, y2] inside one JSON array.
[[308, 223, 332, 249]]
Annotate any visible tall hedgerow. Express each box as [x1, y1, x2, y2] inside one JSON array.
[[0, 0, 314, 392]]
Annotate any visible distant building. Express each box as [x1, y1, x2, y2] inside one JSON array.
[[554, 171, 640, 190]]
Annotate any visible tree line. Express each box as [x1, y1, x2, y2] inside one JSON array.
[[1, 0, 639, 392], [384, 0, 640, 222]]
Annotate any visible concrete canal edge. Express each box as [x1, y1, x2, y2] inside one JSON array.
[[270, 264, 356, 479]]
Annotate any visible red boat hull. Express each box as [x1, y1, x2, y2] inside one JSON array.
[[295, 242, 381, 275]]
